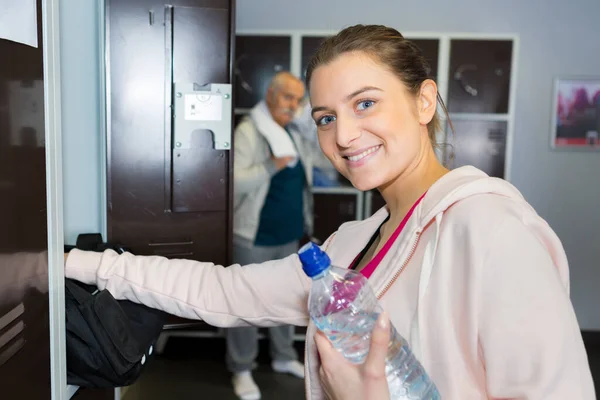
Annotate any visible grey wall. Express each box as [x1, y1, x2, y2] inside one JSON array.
[[60, 0, 105, 245], [235, 0, 600, 329], [58, 0, 600, 329]]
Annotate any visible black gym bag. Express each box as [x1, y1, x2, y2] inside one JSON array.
[[65, 234, 168, 388]]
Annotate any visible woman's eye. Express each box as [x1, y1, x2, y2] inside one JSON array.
[[357, 100, 375, 111], [317, 115, 336, 126]]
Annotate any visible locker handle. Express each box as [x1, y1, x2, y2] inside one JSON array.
[[148, 241, 194, 247]]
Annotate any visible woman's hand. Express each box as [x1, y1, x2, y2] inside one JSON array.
[[314, 312, 391, 400]]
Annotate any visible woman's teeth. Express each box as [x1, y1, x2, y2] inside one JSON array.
[[347, 146, 380, 162]]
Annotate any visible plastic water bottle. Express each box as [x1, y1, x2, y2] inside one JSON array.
[[298, 242, 440, 399]]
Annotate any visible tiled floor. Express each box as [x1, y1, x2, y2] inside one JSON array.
[[123, 333, 600, 399], [123, 336, 306, 400]]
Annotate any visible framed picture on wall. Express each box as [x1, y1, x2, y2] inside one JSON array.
[[551, 77, 600, 150]]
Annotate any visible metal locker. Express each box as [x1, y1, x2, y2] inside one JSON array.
[[0, 0, 52, 397], [106, 0, 235, 265]]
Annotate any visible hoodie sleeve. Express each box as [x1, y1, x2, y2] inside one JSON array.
[[65, 248, 311, 328], [478, 215, 595, 399]]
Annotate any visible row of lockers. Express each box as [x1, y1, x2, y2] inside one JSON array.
[[234, 34, 514, 115]]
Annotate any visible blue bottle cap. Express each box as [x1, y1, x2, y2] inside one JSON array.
[[298, 242, 331, 278]]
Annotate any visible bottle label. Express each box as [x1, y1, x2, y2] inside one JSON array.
[[323, 273, 364, 315]]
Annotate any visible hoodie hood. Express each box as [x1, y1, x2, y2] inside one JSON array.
[[415, 166, 526, 229], [324, 166, 566, 356], [330, 166, 530, 262]]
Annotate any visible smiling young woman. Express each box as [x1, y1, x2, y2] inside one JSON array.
[[64, 24, 595, 400]]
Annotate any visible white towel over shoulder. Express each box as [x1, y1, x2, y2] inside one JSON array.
[[249, 101, 298, 164]]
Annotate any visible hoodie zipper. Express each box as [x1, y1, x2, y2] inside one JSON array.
[[305, 333, 310, 400], [376, 231, 421, 299]]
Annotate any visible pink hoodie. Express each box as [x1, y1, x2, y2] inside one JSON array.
[[65, 166, 595, 399]]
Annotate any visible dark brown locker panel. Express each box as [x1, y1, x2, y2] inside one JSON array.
[[448, 39, 513, 114], [312, 192, 359, 244], [172, 6, 229, 84], [301, 36, 328, 82], [234, 35, 291, 108], [106, 0, 234, 265], [170, 6, 230, 213], [410, 39, 440, 80], [0, 0, 52, 397], [446, 120, 507, 178]]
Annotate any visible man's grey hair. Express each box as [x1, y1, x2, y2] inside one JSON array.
[[267, 71, 302, 93]]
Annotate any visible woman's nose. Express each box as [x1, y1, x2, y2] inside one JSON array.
[[335, 116, 361, 148]]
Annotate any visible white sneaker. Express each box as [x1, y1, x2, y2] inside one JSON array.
[[232, 371, 261, 400], [271, 360, 305, 379]]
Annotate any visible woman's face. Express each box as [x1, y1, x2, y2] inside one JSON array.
[[309, 51, 435, 191]]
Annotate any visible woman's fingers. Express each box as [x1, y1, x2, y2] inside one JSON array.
[[364, 312, 391, 380]]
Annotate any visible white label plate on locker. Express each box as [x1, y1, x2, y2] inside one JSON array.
[[184, 94, 222, 121], [173, 82, 232, 150]]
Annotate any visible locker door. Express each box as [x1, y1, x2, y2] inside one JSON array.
[[0, 0, 51, 397], [106, 0, 234, 265]]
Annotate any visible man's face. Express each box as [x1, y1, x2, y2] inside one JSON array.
[[266, 77, 306, 127]]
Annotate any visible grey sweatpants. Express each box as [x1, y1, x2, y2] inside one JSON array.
[[226, 237, 300, 373]]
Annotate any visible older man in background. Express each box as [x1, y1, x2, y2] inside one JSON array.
[[227, 71, 330, 400]]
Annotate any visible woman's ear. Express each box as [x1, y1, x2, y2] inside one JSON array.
[[418, 79, 438, 125]]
